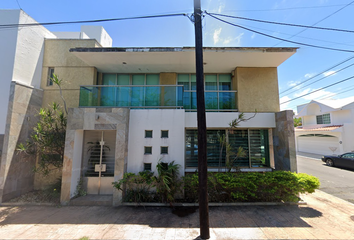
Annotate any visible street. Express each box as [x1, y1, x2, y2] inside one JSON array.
[[297, 154, 354, 204]]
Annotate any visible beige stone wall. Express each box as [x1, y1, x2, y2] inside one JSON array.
[[0, 82, 43, 202], [235, 67, 280, 112], [41, 39, 98, 109], [160, 73, 176, 85]]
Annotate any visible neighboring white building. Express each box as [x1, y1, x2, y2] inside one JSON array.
[[295, 97, 354, 155]]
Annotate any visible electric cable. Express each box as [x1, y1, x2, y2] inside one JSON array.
[[280, 56, 354, 95], [222, 4, 351, 13], [206, 12, 354, 53], [240, 22, 354, 48], [15, 0, 22, 10], [280, 75, 354, 105], [281, 61, 354, 97], [272, 0, 354, 46], [0, 13, 187, 29], [207, 11, 354, 34]]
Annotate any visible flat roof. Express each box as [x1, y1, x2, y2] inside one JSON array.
[[70, 47, 297, 73]]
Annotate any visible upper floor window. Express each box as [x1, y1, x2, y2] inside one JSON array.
[[177, 74, 231, 91], [47, 67, 54, 86], [177, 74, 235, 110], [316, 113, 331, 124]]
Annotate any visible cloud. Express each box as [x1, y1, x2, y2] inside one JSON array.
[[223, 33, 244, 45], [280, 96, 291, 109], [294, 88, 333, 100], [251, 33, 256, 39], [213, 28, 222, 44], [304, 73, 315, 78], [217, 3, 225, 13], [322, 70, 336, 77]]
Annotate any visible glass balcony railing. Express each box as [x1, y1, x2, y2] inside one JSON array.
[[180, 91, 237, 111], [79, 85, 237, 111], [79, 85, 184, 108]]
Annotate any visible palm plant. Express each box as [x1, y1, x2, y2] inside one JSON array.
[[153, 160, 181, 204]]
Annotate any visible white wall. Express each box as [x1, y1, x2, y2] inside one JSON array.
[[13, 11, 56, 88], [0, 10, 55, 134], [185, 112, 276, 128], [331, 110, 352, 125], [81, 26, 112, 47], [0, 10, 19, 134], [52, 31, 89, 39], [127, 109, 185, 175], [303, 115, 316, 126]]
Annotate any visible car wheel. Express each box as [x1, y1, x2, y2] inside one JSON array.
[[326, 159, 334, 167]]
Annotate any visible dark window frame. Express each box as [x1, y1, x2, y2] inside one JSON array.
[[47, 67, 55, 86], [144, 146, 152, 154], [161, 130, 169, 138], [161, 146, 168, 154], [145, 130, 153, 138]]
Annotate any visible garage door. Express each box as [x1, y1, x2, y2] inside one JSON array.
[[297, 134, 340, 155]]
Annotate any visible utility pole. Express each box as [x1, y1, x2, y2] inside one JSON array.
[[194, 0, 210, 239]]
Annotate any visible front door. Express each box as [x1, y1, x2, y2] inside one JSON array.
[[82, 130, 116, 194]]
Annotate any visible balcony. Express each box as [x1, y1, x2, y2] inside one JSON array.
[[79, 85, 237, 111]]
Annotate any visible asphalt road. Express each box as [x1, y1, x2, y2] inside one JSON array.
[[297, 154, 354, 204]]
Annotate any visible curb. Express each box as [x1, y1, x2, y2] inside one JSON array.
[[1, 202, 58, 206], [122, 201, 307, 207]]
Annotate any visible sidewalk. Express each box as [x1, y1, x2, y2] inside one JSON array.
[[0, 190, 354, 239]]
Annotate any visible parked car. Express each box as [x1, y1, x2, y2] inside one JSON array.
[[321, 153, 354, 169]]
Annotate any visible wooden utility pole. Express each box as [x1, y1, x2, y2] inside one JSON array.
[[194, 0, 210, 239]]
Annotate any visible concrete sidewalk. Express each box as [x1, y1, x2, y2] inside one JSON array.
[[0, 190, 354, 240]]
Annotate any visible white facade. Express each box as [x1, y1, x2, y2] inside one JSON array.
[[52, 26, 113, 47], [127, 110, 277, 174], [127, 109, 186, 174], [295, 98, 354, 155], [0, 10, 55, 134]]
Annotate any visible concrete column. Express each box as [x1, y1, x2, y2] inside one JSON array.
[[273, 110, 297, 172]]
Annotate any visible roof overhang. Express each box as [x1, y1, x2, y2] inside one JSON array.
[[70, 47, 297, 73], [295, 125, 343, 132]]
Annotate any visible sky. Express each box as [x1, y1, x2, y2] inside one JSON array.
[[2, 0, 354, 113]]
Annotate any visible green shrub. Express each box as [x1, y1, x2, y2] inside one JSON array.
[[183, 171, 320, 203], [114, 170, 319, 203], [112, 171, 155, 203]]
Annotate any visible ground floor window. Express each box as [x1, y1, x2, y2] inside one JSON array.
[[185, 129, 270, 168]]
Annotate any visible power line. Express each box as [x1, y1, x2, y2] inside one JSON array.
[[222, 4, 351, 12], [319, 85, 354, 100], [280, 75, 354, 105], [273, 0, 354, 46], [0, 13, 187, 29], [280, 56, 354, 95], [240, 22, 354, 48], [281, 60, 354, 96], [15, 0, 22, 10], [205, 12, 354, 53], [206, 12, 354, 34]]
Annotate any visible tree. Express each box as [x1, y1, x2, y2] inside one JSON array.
[[294, 117, 302, 127], [17, 74, 67, 175], [17, 102, 67, 175]]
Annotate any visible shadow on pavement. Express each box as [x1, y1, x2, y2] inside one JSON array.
[[0, 205, 321, 228]]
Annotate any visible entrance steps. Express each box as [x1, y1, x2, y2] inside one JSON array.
[[70, 194, 112, 206]]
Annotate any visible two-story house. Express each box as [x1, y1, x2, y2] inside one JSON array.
[[0, 10, 297, 206], [295, 97, 354, 155]]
